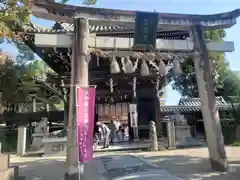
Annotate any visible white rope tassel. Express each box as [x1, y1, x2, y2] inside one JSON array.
[[133, 58, 139, 72], [172, 59, 182, 76], [140, 60, 150, 76], [125, 56, 134, 74], [121, 57, 126, 72], [158, 60, 166, 76], [110, 54, 120, 74]]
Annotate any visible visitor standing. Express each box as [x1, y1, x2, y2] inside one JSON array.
[[109, 120, 118, 143], [96, 122, 110, 149]]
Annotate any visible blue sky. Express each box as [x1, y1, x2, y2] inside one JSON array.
[[1, 0, 239, 105]]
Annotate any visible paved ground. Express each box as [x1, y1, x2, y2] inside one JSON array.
[[10, 153, 182, 180], [134, 146, 240, 180], [10, 155, 108, 180], [97, 154, 183, 180], [94, 139, 205, 152], [10, 156, 65, 180], [9, 146, 240, 180]]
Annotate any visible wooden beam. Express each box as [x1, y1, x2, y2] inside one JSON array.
[[47, 72, 160, 83], [34, 33, 235, 52], [96, 90, 133, 96], [32, 0, 239, 28]]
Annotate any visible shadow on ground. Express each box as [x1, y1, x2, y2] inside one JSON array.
[[11, 159, 65, 180], [139, 153, 240, 180]]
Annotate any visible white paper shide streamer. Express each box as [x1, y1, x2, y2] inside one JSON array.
[[140, 60, 150, 76], [158, 60, 166, 76], [110, 54, 120, 74], [124, 57, 134, 74], [172, 59, 182, 76]]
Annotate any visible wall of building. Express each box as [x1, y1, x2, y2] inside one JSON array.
[[96, 103, 128, 124]]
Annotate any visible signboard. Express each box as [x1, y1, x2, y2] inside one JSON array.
[[133, 11, 159, 51], [129, 104, 138, 128], [76, 87, 96, 163]]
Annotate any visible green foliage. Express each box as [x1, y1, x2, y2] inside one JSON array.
[[231, 140, 240, 146], [59, 0, 97, 5], [221, 72, 240, 99], [14, 42, 36, 63], [170, 29, 232, 98], [0, 126, 32, 152], [0, 55, 53, 112], [82, 0, 97, 5], [221, 120, 236, 145], [0, 127, 18, 152], [59, 0, 69, 3], [0, 0, 31, 38]]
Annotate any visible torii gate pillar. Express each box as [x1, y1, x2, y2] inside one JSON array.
[[191, 25, 228, 171], [65, 17, 89, 180]]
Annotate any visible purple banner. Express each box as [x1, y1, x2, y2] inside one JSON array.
[[76, 87, 96, 163]]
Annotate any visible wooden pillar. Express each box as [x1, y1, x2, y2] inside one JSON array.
[[167, 120, 176, 149], [191, 25, 227, 171], [32, 96, 36, 112], [65, 18, 89, 180], [64, 102, 69, 129], [132, 77, 138, 139], [17, 126, 27, 156], [45, 104, 50, 112], [155, 97, 162, 137]]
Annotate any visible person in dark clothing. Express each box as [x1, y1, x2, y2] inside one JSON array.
[[120, 124, 125, 141], [128, 113, 134, 144], [93, 114, 100, 149]]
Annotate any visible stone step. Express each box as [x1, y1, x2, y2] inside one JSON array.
[[0, 154, 10, 171], [9, 166, 19, 178], [0, 166, 22, 180], [0, 168, 15, 180]]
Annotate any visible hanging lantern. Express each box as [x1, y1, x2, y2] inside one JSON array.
[[172, 59, 182, 76], [125, 57, 134, 74], [158, 60, 166, 76], [140, 60, 150, 76], [110, 55, 120, 74]]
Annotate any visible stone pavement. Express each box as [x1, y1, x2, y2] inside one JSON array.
[[94, 138, 206, 152], [10, 156, 103, 180], [9, 146, 240, 180], [96, 154, 183, 180], [10, 153, 183, 180], [134, 146, 240, 180]]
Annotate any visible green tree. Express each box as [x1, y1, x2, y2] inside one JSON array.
[[170, 29, 230, 97], [0, 0, 31, 40], [220, 71, 240, 99], [0, 1, 35, 63], [0, 55, 56, 112], [60, 0, 97, 5]]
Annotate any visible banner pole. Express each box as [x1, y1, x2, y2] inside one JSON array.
[[75, 86, 96, 180], [75, 86, 82, 180]]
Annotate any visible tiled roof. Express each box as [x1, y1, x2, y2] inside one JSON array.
[[24, 22, 189, 39], [160, 96, 231, 113], [178, 96, 228, 106], [160, 106, 200, 113], [24, 22, 124, 33], [160, 105, 230, 113]]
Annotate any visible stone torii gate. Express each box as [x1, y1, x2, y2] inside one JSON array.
[[30, 1, 240, 179]]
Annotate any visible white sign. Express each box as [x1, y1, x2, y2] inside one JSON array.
[[129, 104, 138, 128]]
